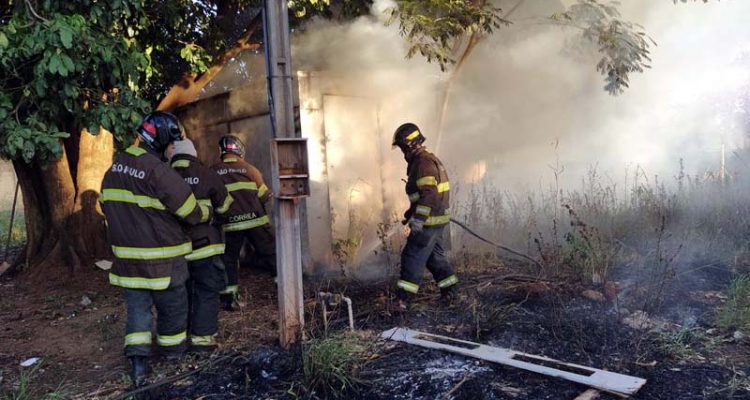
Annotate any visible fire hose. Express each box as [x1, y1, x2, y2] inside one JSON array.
[[402, 213, 543, 270], [448, 218, 544, 270]]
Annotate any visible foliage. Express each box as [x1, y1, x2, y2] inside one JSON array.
[[0, 2, 149, 161], [386, 0, 507, 71], [716, 275, 750, 332], [552, 0, 655, 95], [0, 0, 261, 164], [289, 0, 373, 20]]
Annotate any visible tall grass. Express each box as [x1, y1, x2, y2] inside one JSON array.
[[0, 209, 25, 250], [716, 275, 750, 332], [301, 333, 369, 398], [452, 163, 750, 284]]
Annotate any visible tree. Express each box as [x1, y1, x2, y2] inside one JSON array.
[[0, 0, 688, 275], [0, 0, 263, 275]]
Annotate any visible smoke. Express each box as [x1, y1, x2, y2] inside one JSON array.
[[292, 0, 750, 275], [294, 0, 750, 191]]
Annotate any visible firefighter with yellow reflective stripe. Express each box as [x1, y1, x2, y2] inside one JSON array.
[[211, 134, 276, 311], [167, 138, 232, 353], [392, 123, 459, 311], [100, 112, 206, 388]]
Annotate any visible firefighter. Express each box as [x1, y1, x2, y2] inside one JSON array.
[[167, 138, 233, 352], [211, 134, 276, 311], [392, 122, 459, 311], [100, 112, 207, 387]]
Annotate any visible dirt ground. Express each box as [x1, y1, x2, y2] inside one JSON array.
[[0, 265, 280, 399], [1, 257, 749, 399]]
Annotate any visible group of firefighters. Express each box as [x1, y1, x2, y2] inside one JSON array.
[[100, 112, 459, 387]]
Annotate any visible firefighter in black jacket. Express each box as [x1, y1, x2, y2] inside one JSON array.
[[211, 134, 276, 311], [167, 138, 233, 352], [392, 123, 459, 311], [100, 112, 207, 387]]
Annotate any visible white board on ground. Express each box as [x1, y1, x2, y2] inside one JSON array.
[[380, 327, 646, 397]]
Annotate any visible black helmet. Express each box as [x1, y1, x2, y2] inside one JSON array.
[[138, 112, 184, 153], [219, 134, 245, 157], [392, 123, 425, 151]]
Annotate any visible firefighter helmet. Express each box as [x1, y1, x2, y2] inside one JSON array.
[[392, 123, 425, 151], [219, 134, 245, 157], [138, 112, 184, 153]]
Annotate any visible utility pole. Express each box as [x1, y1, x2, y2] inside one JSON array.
[[264, 0, 306, 348]]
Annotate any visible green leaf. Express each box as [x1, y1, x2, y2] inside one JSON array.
[[60, 29, 73, 49], [0, 33, 8, 48], [51, 131, 70, 138], [34, 80, 47, 96], [61, 55, 75, 73], [48, 54, 61, 74]]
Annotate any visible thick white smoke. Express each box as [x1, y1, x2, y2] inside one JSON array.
[[294, 0, 750, 193]]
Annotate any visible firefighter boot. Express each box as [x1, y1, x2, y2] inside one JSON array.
[[392, 290, 411, 313], [220, 293, 240, 312], [440, 286, 457, 306], [129, 356, 149, 388]]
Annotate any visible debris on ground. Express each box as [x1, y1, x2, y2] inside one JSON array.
[[94, 260, 112, 271], [80, 295, 92, 307], [581, 289, 606, 302], [20, 357, 40, 367], [621, 310, 671, 331], [574, 389, 600, 400]]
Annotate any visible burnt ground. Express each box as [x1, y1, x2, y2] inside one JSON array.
[[1, 254, 748, 399], [161, 257, 750, 400]]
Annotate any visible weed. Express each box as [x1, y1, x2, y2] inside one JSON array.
[[0, 362, 70, 400], [562, 204, 619, 283], [656, 327, 704, 361], [301, 332, 369, 398], [716, 275, 750, 332]]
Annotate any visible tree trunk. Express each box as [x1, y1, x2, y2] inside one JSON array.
[[12, 129, 114, 278]]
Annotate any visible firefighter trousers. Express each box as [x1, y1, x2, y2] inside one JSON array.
[[397, 224, 459, 297], [124, 282, 188, 357], [222, 225, 277, 295], [187, 256, 226, 347]]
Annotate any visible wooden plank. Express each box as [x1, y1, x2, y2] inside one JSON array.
[[381, 327, 646, 397]]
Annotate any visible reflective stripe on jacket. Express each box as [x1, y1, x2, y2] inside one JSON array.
[[211, 155, 271, 232], [101, 145, 205, 290], [171, 154, 232, 261], [405, 149, 450, 227]]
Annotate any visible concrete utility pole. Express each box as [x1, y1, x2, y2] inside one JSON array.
[[264, 0, 305, 348]]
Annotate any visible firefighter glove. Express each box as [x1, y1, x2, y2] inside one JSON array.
[[409, 218, 424, 233]]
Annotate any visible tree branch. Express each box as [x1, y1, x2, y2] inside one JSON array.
[[156, 12, 263, 111], [24, 0, 48, 23]]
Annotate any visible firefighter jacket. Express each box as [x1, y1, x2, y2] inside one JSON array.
[[405, 148, 451, 227], [211, 154, 271, 232], [101, 145, 207, 290], [171, 154, 234, 261]]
